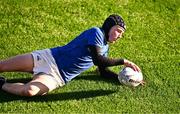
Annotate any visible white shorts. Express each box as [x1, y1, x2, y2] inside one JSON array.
[[31, 49, 65, 91]]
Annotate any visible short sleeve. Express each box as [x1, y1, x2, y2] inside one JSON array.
[[87, 27, 105, 48]]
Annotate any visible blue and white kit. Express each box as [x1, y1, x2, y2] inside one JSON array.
[[50, 27, 109, 83]]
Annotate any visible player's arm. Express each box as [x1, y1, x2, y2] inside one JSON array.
[[88, 45, 141, 78], [88, 45, 124, 78], [88, 45, 124, 67], [89, 45, 140, 71]]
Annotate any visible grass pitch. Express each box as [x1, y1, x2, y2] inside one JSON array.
[[0, 0, 179, 113]]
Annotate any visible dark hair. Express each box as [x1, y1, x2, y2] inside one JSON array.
[[102, 14, 126, 40]]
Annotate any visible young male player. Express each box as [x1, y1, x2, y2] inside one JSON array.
[[0, 14, 140, 97]]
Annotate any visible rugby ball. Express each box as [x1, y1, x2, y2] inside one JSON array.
[[118, 67, 143, 87]]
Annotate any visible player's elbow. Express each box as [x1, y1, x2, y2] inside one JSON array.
[[92, 55, 104, 66]]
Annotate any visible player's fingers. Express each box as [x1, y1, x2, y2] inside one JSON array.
[[132, 65, 137, 71], [132, 64, 140, 72], [131, 63, 141, 72], [135, 65, 141, 72], [127, 64, 136, 72]]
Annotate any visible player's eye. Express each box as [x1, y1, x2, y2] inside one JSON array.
[[117, 29, 122, 33], [117, 28, 124, 33]]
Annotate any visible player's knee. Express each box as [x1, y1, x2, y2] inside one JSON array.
[[23, 85, 40, 97]]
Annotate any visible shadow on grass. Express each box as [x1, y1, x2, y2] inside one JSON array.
[[0, 89, 115, 103], [74, 72, 120, 86]]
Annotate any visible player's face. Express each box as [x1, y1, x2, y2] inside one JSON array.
[[108, 25, 125, 43]]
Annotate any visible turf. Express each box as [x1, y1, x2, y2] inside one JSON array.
[[0, 0, 179, 113]]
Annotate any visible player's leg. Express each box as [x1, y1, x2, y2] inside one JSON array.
[[1, 73, 58, 96], [0, 54, 34, 73]]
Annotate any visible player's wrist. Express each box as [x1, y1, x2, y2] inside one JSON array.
[[123, 59, 130, 65]]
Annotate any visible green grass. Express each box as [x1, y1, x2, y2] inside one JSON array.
[[0, 0, 179, 113]]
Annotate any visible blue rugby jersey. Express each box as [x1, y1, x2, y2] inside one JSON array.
[[50, 27, 109, 83]]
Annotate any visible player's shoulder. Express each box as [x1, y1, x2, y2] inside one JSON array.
[[88, 27, 104, 36], [90, 27, 102, 32]]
